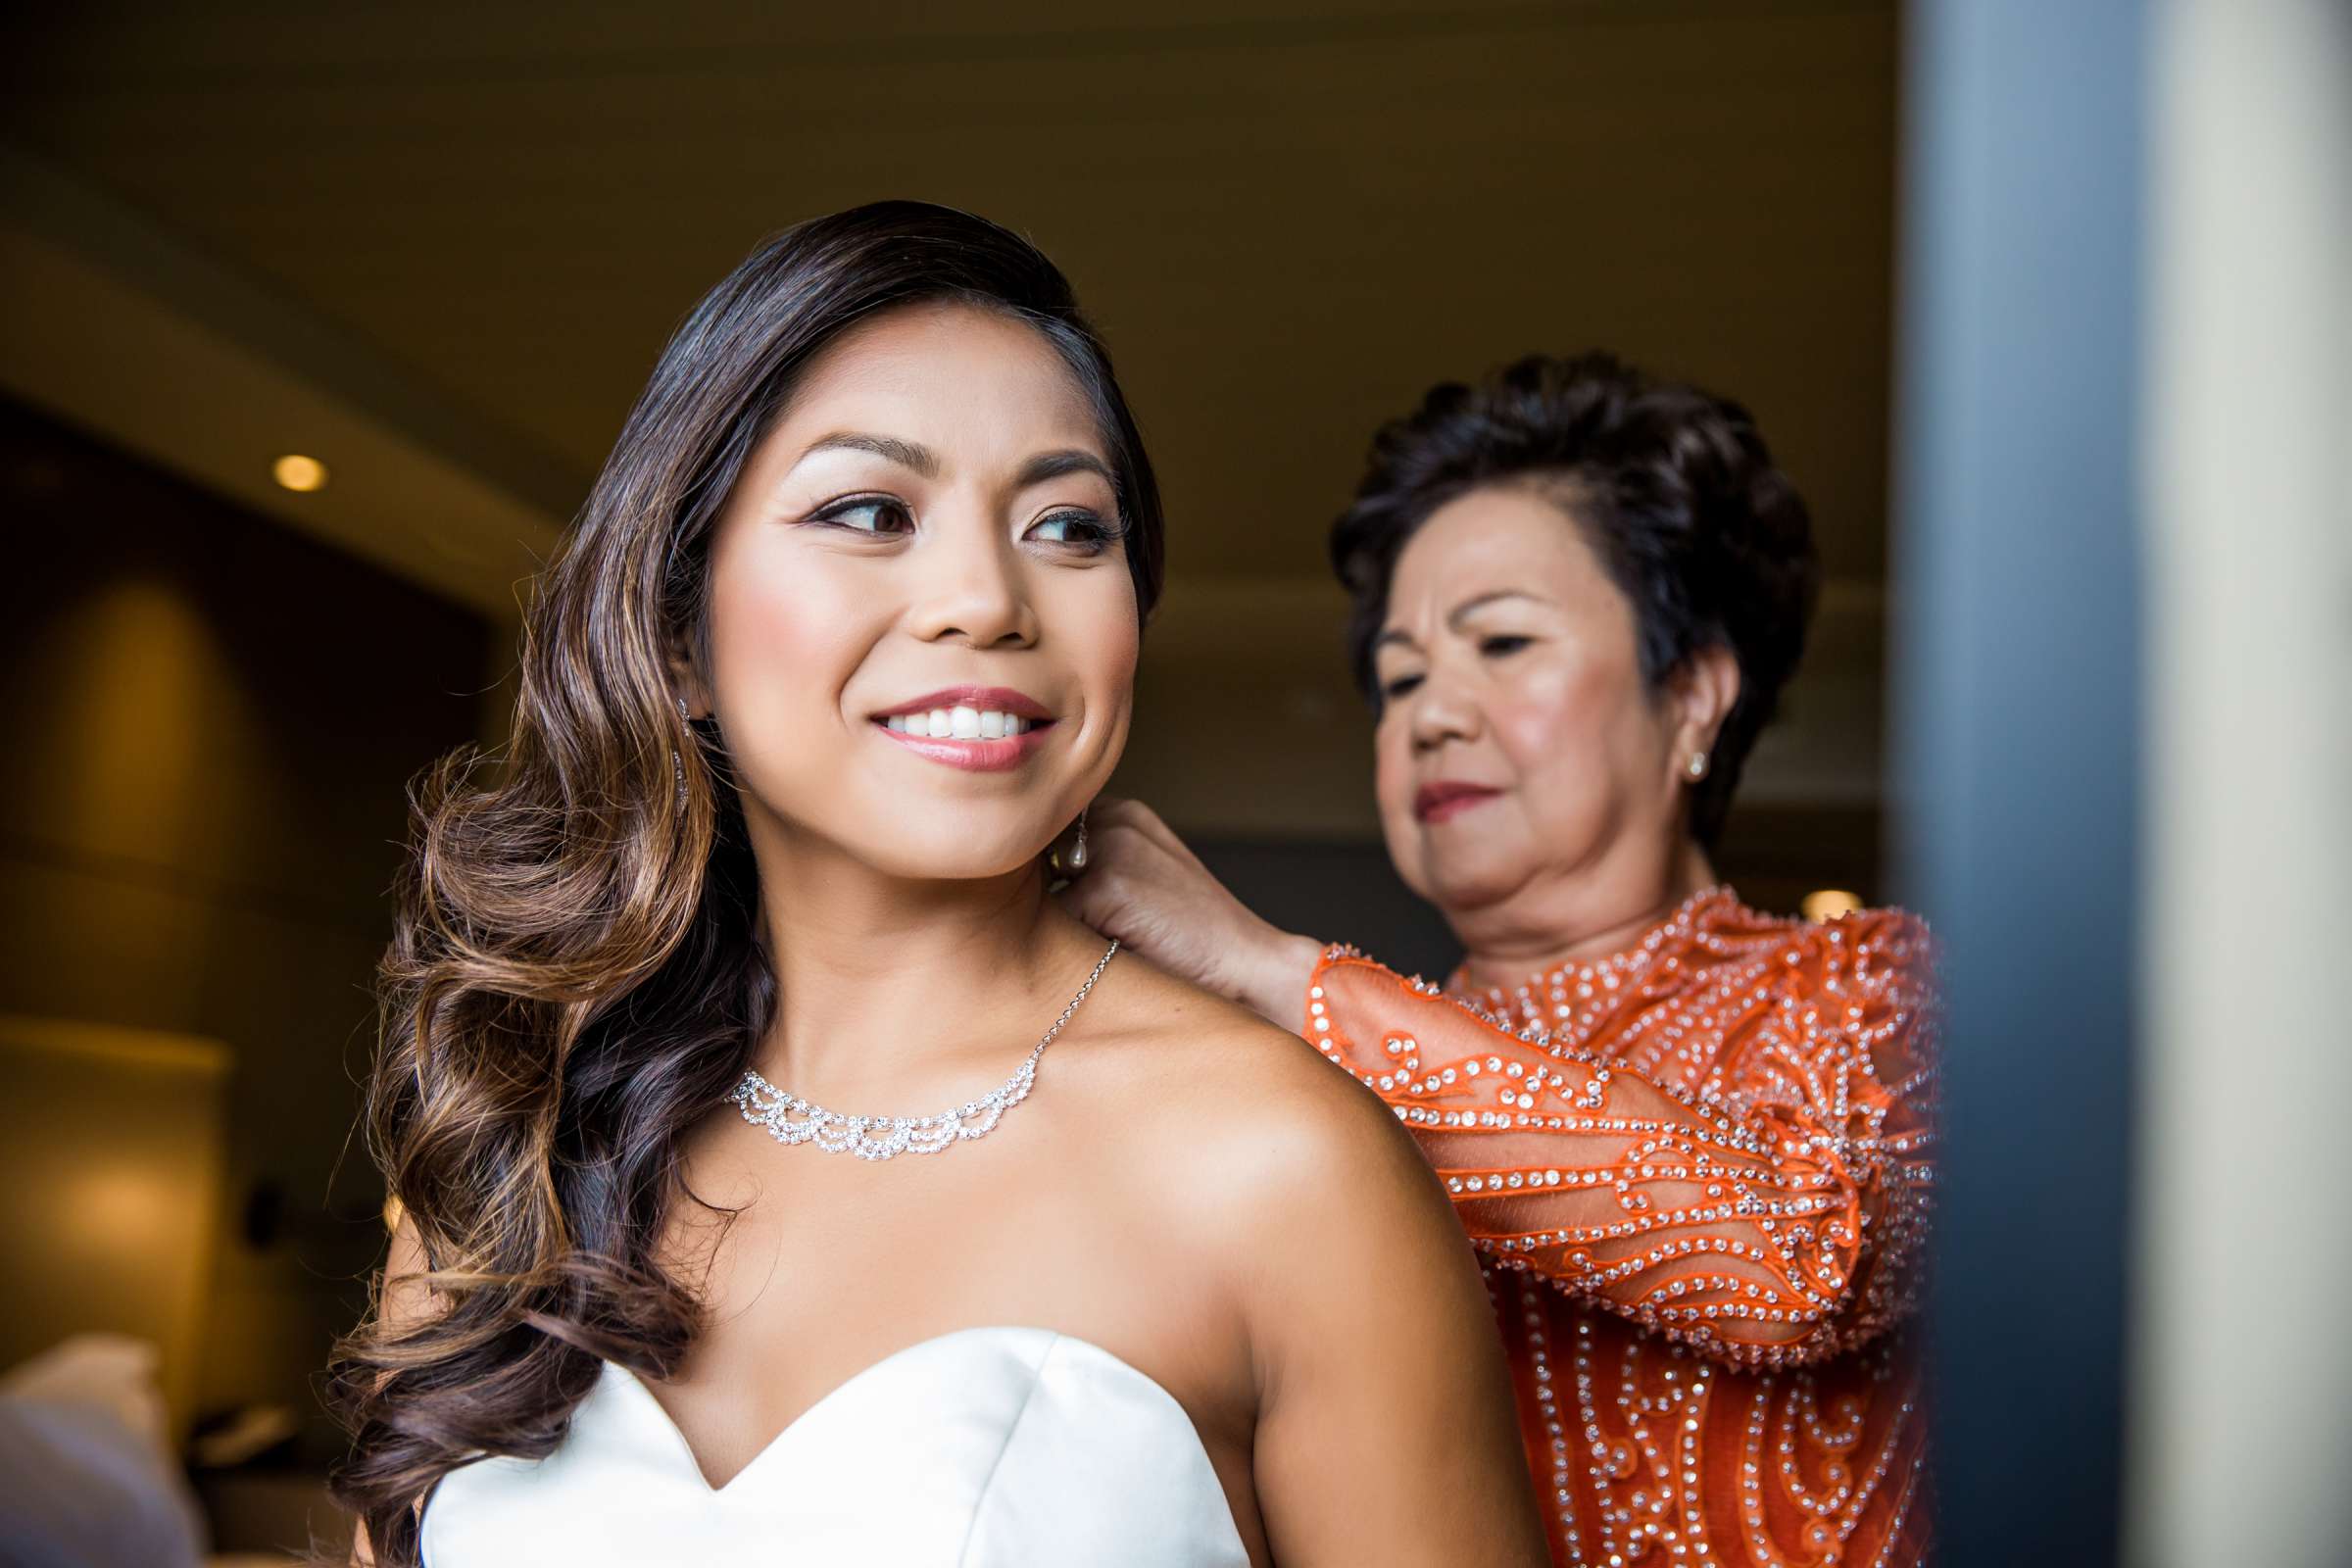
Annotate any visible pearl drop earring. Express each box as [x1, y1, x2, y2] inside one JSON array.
[[1049, 807, 1092, 879], [1686, 751, 1710, 782]]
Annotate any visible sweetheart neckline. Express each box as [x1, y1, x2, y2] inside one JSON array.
[[597, 1324, 1207, 1498], [420, 1323, 1256, 1565]]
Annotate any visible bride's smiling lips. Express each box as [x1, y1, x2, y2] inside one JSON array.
[[870, 685, 1057, 772]]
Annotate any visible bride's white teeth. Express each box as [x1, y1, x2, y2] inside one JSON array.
[[881, 707, 1044, 739]]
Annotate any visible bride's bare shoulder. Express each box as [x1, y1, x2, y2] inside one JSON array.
[[1054, 950, 1442, 1217]]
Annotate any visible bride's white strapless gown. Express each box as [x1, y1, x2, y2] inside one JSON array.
[[419, 1325, 1253, 1567]]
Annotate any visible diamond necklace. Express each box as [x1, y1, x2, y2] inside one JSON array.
[[726, 939, 1120, 1161]]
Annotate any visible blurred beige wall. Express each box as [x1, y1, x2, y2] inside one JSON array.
[[0, 1017, 228, 1439], [2128, 1, 2352, 1562]]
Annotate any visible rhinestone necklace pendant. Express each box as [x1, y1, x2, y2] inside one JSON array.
[[728, 939, 1117, 1161]]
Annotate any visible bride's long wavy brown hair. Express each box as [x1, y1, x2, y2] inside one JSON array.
[[324, 201, 1164, 1565]]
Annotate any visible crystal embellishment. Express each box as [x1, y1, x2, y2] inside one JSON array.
[[727, 939, 1118, 1161]]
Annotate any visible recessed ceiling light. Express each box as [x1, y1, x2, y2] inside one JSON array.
[[1800, 888, 1863, 924], [272, 454, 328, 492]]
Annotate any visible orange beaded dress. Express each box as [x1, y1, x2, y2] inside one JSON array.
[[1301, 887, 1936, 1567]]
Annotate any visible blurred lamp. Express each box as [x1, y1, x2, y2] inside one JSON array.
[[271, 454, 328, 492]]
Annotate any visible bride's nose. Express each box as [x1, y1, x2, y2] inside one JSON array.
[[906, 512, 1039, 650]]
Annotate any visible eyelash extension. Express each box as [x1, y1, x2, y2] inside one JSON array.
[[1030, 509, 1128, 553], [805, 493, 914, 534]]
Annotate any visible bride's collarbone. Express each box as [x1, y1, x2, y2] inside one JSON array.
[[698, 1153, 1221, 1338], [667, 1139, 1253, 1444]]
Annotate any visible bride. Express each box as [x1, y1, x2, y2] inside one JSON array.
[[329, 201, 1546, 1567]]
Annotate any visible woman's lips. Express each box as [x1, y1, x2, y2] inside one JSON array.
[[1414, 782, 1502, 823], [871, 685, 1053, 722], [867, 685, 1058, 773], [871, 715, 1056, 773]]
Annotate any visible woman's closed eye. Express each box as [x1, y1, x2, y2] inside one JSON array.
[[807, 494, 916, 536], [1381, 635, 1527, 698]]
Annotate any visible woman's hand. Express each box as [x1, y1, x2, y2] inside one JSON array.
[[1056, 798, 1323, 1028]]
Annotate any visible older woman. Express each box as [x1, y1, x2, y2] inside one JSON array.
[[1064, 353, 1936, 1566]]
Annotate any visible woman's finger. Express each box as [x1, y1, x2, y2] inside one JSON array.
[[1058, 872, 1159, 957], [1091, 795, 1188, 859]]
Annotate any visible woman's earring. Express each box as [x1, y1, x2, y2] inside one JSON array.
[[673, 696, 692, 808], [1048, 807, 1091, 880], [1686, 751, 1710, 782]]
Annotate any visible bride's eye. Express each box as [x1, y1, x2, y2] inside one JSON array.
[[808, 495, 915, 536], [1026, 509, 1115, 553]]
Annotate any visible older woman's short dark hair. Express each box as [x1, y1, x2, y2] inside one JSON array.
[[1330, 351, 1819, 849]]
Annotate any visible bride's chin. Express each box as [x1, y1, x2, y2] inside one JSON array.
[[851, 833, 1059, 886]]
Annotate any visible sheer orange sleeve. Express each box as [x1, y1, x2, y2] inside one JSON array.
[[1300, 910, 1937, 1369]]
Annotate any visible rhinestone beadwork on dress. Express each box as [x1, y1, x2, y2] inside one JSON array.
[[1304, 888, 1937, 1565]]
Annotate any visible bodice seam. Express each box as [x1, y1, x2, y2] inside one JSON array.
[[953, 1331, 1057, 1566]]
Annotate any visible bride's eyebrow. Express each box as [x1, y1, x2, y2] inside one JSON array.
[[1015, 450, 1115, 489], [798, 431, 940, 477]]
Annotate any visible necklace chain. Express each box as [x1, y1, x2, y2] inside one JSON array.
[[727, 939, 1120, 1161]]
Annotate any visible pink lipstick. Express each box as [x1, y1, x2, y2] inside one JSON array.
[[871, 686, 1057, 773]]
